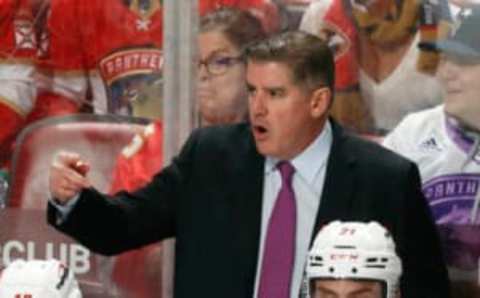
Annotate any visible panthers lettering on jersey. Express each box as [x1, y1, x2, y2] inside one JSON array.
[[98, 48, 163, 115]]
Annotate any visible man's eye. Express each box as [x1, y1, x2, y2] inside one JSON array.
[[268, 89, 284, 98], [247, 85, 256, 96]]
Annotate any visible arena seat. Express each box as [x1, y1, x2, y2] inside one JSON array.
[[6, 114, 149, 209]]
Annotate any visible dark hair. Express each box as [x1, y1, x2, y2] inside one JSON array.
[[244, 30, 335, 93], [200, 7, 266, 52]]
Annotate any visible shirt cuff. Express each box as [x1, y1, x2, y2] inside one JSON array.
[[49, 194, 81, 225]]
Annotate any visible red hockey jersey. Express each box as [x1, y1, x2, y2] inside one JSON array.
[[41, 0, 164, 118]]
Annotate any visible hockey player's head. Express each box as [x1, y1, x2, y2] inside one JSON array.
[[0, 259, 82, 298], [307, 221, 402, 298], [197, 7, 266, 127], [435, 4, 480, 130]]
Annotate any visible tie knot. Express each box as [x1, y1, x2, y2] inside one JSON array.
[[277, 161, 295, 185]]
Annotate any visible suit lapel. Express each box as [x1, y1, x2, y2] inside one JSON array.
[[311, 121, 357, 243]]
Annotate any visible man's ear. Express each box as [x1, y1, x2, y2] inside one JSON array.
[[310, 87, 331, 118]]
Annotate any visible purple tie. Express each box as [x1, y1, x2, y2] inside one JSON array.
[[258, 161, 296, 298]]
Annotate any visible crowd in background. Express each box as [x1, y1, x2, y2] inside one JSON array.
[[1, 0, 480, 297]]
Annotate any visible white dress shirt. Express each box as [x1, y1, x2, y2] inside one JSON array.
[[253, 120, 333, 298]]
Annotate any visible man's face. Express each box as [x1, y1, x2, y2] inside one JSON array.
[[197, 30, 248, 126], [437, 54, 480, 130], [311, 279, 384, 298], [246, 60, 329, 160]]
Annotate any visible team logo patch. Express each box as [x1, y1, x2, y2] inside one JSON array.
[[14, 16, 36, 50], [418, 136, 442, 152], [98, 48, 163, 118], [136, 19, 151, 31], [124, 0, 161, 31]]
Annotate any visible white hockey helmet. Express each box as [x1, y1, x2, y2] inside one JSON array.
[[307, 221, 402, 298], [0, 259, 82, 298]]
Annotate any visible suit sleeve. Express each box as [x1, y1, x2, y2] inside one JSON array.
[[398, 163, 451, 298], [47, 128, 200, 256]]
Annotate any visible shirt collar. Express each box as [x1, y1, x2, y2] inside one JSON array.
[[445, 115, 476, 154], [265, 120, 333, 185]]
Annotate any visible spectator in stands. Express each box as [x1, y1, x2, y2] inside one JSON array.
[[306, 221, 402, 298], [384, 6, 480, 296], [47, 30, 448, 298], [300, 0, 449, 134], [197, 7, 266, 126]]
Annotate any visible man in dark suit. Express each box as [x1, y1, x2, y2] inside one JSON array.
[[48, 31, 449, 298]]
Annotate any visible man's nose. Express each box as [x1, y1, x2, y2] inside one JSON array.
[[249, 92, 267, 116]]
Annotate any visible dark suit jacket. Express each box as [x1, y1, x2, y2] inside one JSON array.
[[48, 121, 450, 298]]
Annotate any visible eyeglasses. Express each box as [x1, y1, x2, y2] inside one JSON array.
[[198, 55, 243, 76]]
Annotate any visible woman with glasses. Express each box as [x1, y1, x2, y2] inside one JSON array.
[[198, 7, 266, 126]]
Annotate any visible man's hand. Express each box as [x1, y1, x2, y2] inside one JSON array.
[[49, 151, 91, 204]]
